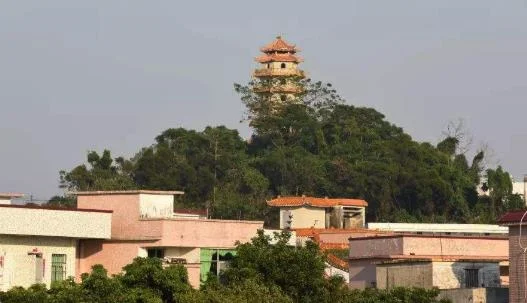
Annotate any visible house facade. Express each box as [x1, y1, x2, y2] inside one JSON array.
[[348, 234, 508, 290], [0, 195, 111, 291], [76, 190, 263, 288], [267, 196, 367, 230]]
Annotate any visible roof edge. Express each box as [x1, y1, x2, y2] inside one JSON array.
[[74, 190, 184, 196]]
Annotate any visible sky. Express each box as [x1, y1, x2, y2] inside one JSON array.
[[1, 1, 527, 200]]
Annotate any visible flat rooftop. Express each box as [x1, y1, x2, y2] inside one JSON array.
[[75, 190, 184, 196]]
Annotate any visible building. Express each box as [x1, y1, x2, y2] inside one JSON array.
[[0, 192, 23, 205], [367, 222, 508, 236], [498, 210, 527, 303], [348, 234, 508, 290], [76, 190, 264, 288], [267, 196, 367, 230], [0, 194, 111, 291], [253, 36, 305, 105], [512, 177, 527, 205]]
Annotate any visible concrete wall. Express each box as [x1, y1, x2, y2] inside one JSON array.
[[0, 206, 111, 239], [349, 237, 404, 258], [403, 236, 508, 257], [139, 194, 173, 219], [432, 262, 501, 289], [349, 235, 507, 259], [157, 218, 262, 248], [349, 260, 377, 289], [438, 288, 509, 303], [0, 235, 76, 291], [368, 223, 508, 234], [376, 262, 433, 289], [280, 206, 325, 229]]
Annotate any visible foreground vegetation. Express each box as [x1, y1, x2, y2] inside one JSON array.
[[0, 232, 449, 303]]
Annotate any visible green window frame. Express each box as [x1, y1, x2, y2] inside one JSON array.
[[51, 254, 67, 282], [200, 248, 236, 282]]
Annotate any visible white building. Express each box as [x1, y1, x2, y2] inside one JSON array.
[[0, 193, 111, 290]]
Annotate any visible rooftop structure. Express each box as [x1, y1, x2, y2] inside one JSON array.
[[253, 36, 305, 104], [348, 233, 509, 290], [267, 196, 367, 230]]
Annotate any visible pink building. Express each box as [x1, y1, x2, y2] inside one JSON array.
[[348, 234, 509, 290], [76, 190, 263, 288]]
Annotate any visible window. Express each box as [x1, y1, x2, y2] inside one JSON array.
[[280, 95, 287, 101], [280, 63, 286, 69], [200, 249, 236, 282], [465, 268, 479, 288], [147, 248, 165, 259], [51, 254, 67, 282]]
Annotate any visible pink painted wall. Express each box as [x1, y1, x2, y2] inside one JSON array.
[[403, 236, 508, 257], [155, 219, 262, 248], [349, 236, 508, 259], [349, 237, 404, 258], [78, 240, 203, 288], [77, 193, 264, 289]]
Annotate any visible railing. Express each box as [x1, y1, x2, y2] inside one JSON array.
[[253, 68, 305, 77]]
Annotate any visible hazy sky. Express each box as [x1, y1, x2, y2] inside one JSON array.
[[2, 1, 527, 200]]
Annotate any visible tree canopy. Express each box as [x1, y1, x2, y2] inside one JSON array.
[[58, 78, 520, 224]]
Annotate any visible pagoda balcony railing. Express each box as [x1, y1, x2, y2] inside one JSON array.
[[253, 68, 305, 78], [253, 84, 303, 94]]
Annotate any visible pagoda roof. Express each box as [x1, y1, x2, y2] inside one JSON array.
[[260, 36, 299, 53], [255, 53, 303, 63]]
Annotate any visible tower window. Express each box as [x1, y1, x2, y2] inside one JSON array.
[[280, 95, 287, 101], [267, 63, 270, 68], [280, 63, 286, 69]]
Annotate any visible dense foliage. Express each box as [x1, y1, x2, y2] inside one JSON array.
[[0, 232, 449, 303], [58, 78, 522, 224]]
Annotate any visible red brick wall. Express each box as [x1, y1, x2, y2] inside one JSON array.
[[509, 225, 527, 303]]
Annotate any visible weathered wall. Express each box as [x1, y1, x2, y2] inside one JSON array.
[[376, 262, 433, 289], [139, 194, 173, 219], [280, 206, 325, 229], [348, 260, 377, 289], [432, 262, 500, 289], [0, 206, 111, 239], [403, 236, 508, 257], [349, 237, 404, 258], [156, 218, 262, 248], [0, 235, 76, 291], [438, 288, 509, 303]]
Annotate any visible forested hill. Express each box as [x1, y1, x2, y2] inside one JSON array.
[[57, 80, 522, 225]]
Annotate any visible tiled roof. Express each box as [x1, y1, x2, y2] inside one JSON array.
[[267, 196, 368, 208], [255, 53, 303, 63], [260, 36, 298, 53], [498, 210, 527, 224]]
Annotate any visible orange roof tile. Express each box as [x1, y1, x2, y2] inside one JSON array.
[[267, 196, 368, 208], [260, 36, 299, 53], [256, 53, 303, 63]]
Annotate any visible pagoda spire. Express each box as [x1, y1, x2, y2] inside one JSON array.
[[252, 36, 305, 104]]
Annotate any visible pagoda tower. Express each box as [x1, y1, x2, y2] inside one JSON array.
[[253, 36, 305, 105]]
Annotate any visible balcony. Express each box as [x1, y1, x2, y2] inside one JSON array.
[[253, 68, 305, 78]]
